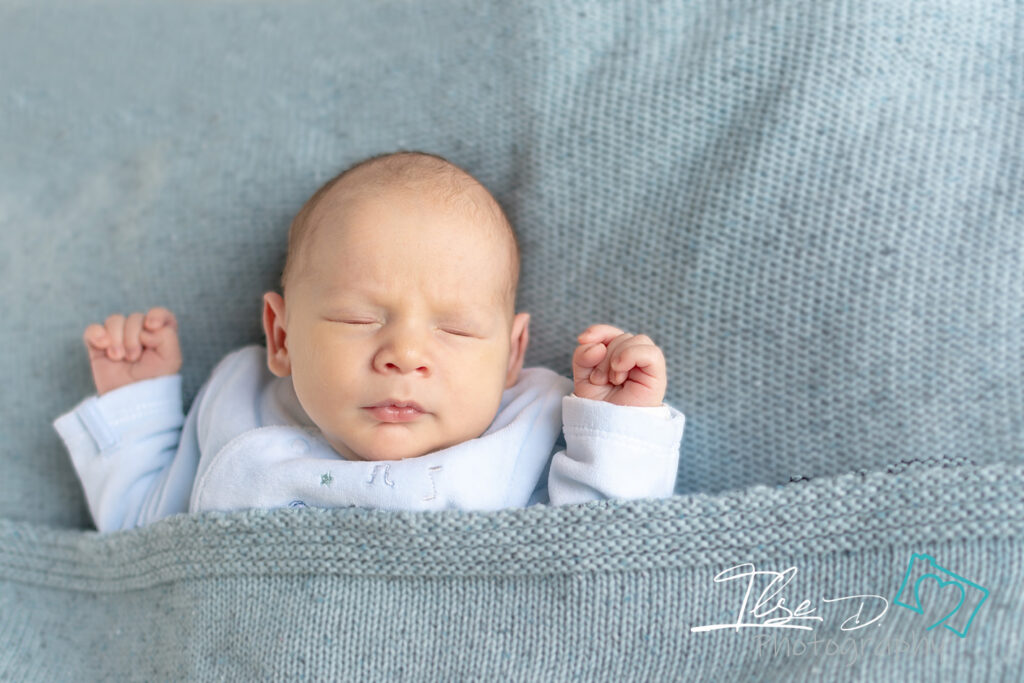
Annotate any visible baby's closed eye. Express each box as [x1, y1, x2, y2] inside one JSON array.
[[322, 319, 384, 334], [322, 313, 381, 324], [323, 318, 476, 338], [440, 328, 475, 337]]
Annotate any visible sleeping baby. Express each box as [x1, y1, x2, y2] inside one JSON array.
[[53, 151, 686, 532]]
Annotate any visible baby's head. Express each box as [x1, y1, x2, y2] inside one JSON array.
[[262, 151, 530, 462]]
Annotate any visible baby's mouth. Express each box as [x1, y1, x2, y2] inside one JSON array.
[[364, 400, 426, 423]]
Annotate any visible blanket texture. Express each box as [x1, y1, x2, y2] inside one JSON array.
[[1, 0, 1021, 679]]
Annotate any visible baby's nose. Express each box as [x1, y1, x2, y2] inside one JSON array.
[[375, 331, 431, 375], [383, 359, 429, 375]]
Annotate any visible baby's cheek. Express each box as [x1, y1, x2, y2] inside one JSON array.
[[455, 370, 505, 433], [293, 353, 357, 423]]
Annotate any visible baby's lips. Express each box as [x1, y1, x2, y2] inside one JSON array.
[[363, 399, 428, 424]]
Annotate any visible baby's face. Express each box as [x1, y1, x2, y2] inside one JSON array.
[[265, 186, 528, 462]]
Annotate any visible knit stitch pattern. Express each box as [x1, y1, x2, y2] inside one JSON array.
[[2, 463, 1022, 679]]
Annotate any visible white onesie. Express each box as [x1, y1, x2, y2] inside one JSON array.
[[54, 345, 686, 532]]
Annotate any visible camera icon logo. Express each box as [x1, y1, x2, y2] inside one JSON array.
[[893, 553, 989, 638]]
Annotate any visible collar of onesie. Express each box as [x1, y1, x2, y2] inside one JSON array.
[[190, 350, 572, 514]]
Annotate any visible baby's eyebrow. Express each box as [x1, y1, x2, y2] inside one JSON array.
[[315, 286, 382, 304], [433, 304, 494, 321]]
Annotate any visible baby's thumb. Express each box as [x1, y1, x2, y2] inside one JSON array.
[[573, 342, 605, 370]]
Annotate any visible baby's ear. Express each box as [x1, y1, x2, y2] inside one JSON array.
[[505, 313, 530, 388], [263, 291, 291, 377]]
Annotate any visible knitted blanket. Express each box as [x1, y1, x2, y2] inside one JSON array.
[[2, 0, 1021, 679]]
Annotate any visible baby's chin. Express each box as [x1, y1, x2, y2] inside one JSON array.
[[327, 429, 484, 462], [323, 435, 443, 462], [342, 449, 429, 462]]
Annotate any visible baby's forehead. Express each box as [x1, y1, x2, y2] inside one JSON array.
[[317, 178, 514, 258], [313, 199, 510, 265], [303, 267, 511, 326], [289, 156, 519, 313], [315, 226, 509, 290]]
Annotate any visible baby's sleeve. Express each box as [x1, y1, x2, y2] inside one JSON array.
[[546, 395, 685, 506], [53, 374, 202, 532]]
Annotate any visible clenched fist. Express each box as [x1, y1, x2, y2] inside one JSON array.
[[83, 307, 182, 396], [572, 324, 667, 407]]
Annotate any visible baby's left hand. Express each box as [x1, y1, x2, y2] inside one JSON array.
[[572, 324, 667, 407]]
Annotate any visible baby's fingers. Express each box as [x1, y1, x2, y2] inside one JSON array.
[[576, 324, 625, 346], [139, 321, 182, 367], [83, 324, 111, 354], [608, 337, 664, 384], [103, 314, 126, 360], [572, 342, 607, 371], [138, 326, 177, 350], [123, 313, 145, 361], [144, 307, 178, 332]]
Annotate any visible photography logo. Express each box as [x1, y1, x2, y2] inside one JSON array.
[[893, 553, 988, 638]]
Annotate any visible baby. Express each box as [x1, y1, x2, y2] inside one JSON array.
[[54, 151, 686, 532]]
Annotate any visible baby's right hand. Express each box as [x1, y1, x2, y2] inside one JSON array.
[[83, 307, 182, 396]]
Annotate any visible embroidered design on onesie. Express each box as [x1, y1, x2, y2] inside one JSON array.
[[320, 472, 334, 487], [367, 464, 395, 487], [422, 465, 443, 501]]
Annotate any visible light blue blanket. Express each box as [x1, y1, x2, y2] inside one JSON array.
[[2, 0, 1021, 679]]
